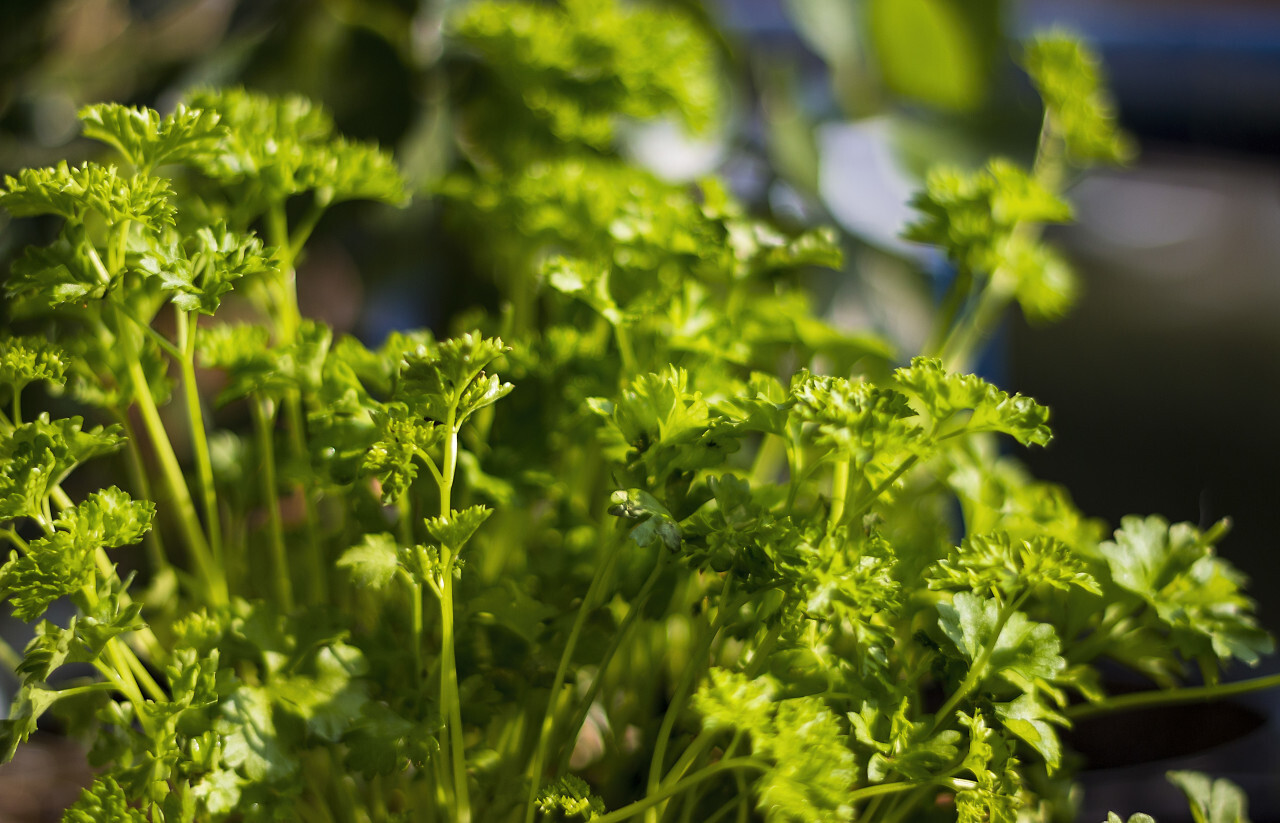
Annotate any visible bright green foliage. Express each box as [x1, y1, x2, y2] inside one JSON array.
[[0, 161, 175, 226], [791, 371, 922, 464], [590, 367, 742, 486], [0, 336, 67, 403], [1022, 34, 1134, 166], [939, 591, 1067, 687], [0, 416, 124, 520], [137, 223, 274, 314], [6, 233, 108, 307], [79, 102, 226, 172], [363, 401, 444, 501], [905, 160, 1070, 277], [954, 711, 1022, 823], [425, 505, 493, 551], [1168, 770, 1252, 823], [0, 487, 152, 620], [905, 159, 1082, 326], [185, 88, 407, 209], [63, 776, 150, 823], [895, 357, 1052, 445], [850, 696, 962, 782], [1102, 516, 1273, 668], [54, 486, 155, 550], [535, 775, 606, 820], [337, 533, 400, 589], [451, 0, 717, 157], [398, 333, 513, 426], [0, 13, 1267, 823], [930, 531, 1099, 598], [694, 669, 856, 822]]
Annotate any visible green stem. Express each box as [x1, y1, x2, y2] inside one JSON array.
[[850, 780, 929, 805], [266, 202, 303, 343], [437, 404, 470, 823], [878, 785, 935, 823], [847, 454, 920, 522], [399, 568, 425, 686], [657, 727, 717, 791], [115, 416, 174, 585], [0, 634, 22, 671], [252, 397, 293, 611], [613, 320, 638, 381], [439, 551, 470, 823], [1067, 672, 1280, 721], [113, 301, 184, 360], [524, 536, 624, 823], [176, 309, 223, 576], [749, 433, 786, 488], [126, 357, 227, 606], [932, 591, 1029, 730], [553, 547, 670, 776], [286, 395, 326, 605], [441, 408, 458, 513], [939, 265, 1017, 373], [827, 458, 851, 533], [592, 758, 769, 823], [922, 269, 974, 360], [646, 577, 738, 823]]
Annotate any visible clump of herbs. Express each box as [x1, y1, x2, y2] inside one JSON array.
[[0, 4, 1272, 823]]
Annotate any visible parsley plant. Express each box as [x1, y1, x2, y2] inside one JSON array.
[[0, 5, 1272, 822]]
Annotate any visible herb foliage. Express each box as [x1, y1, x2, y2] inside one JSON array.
[[0, 5, 1272, 823]]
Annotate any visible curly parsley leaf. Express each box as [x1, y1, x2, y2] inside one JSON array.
[[791, 371, 922, 463], [1167, 770, 1251, 823], [338, 533, 401, 590], [694, 669, 856, 823], [136, 223, 273, 314], [0, 335, 67, 391], [397, 333, 513, 427], [930, 531, 1099, 598], [185, 87, 407, 209], [362, 401, 443, 503], [79, 102, 226, 171], [939, 591, 1066, 689], [0, 416, 125, 522], [1022, 34, 1134, 166], [451, 0, 717, 155], [63, 776, 150, 823], [1102, 516, 1273, 669], [424, 505, 493, 551], [0, 161, 175, 227], [895, 357, 1052, 446], [955, 711, 1022, 823], [535, 775, 606, 820]]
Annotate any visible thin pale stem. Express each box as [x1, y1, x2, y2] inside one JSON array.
[[177, 309, 223, 573], [827, 458, 850, 533], [126, 357, 227, 606], [524, 536, 624, 823], [646, 576, 738, 823], [553, 548, 669, 776], [252, 397, 293, 611], [592, 758, 769, 823], [1067, 672, 1280, 721]]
